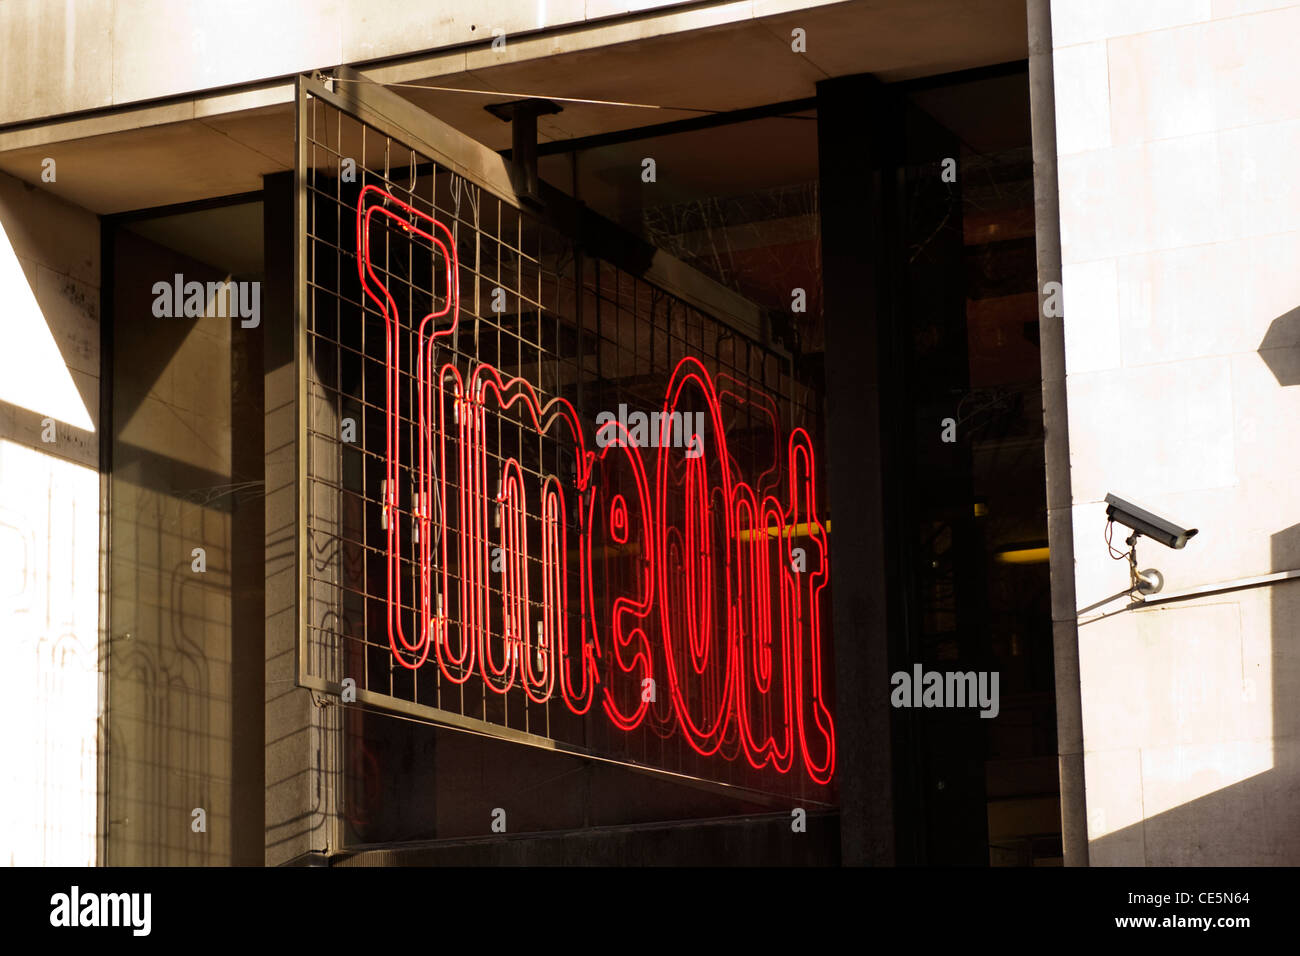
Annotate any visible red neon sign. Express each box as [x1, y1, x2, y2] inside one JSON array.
[[355, 185, 835, 784]]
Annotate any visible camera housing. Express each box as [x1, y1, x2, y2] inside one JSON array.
[[1105, 493, 1198, 550]]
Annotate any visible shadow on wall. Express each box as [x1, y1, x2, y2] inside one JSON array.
[[0, 204, 97, 463], [1086, 307, 1300, 865]]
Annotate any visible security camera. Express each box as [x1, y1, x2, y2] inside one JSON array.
[[1104, 493, 1198, 550]]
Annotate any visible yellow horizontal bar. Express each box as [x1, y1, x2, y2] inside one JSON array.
[[737, 520, 831, 543], [995, 546, 1050, 565]]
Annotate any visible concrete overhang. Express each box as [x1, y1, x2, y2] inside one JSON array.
[[0, 0, 1026, 214]]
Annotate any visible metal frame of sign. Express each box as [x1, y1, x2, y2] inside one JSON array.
[[293, 67, 830, 806]]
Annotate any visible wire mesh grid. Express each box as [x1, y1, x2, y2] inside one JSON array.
[[301, 90, 834, 801]]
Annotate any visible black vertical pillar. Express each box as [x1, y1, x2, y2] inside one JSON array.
[[817, 74, 906, 865], [230, 200, 268, 865], [900, 100, 987, 866]]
